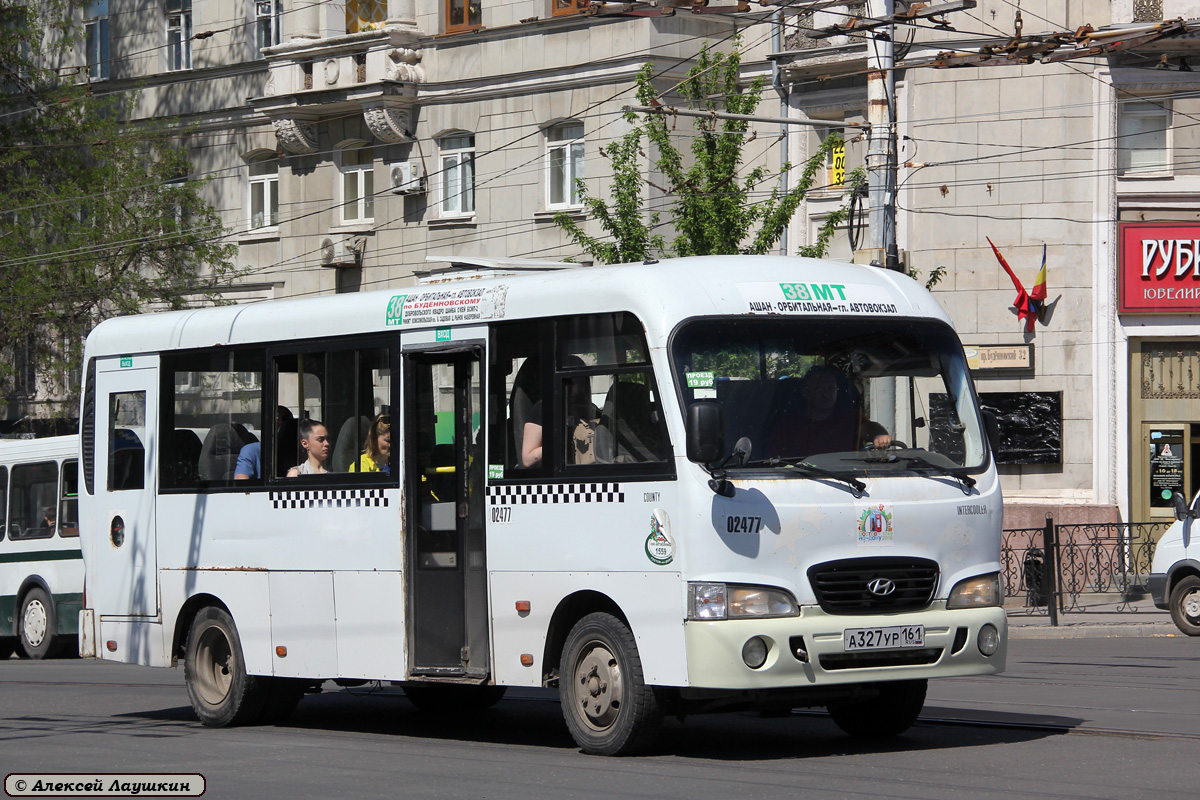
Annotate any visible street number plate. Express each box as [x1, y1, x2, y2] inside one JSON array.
[[842, 625, 925, 651]]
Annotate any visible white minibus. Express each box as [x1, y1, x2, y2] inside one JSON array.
[[77, 256, 1006, 754], [1, 435, 82, 659]]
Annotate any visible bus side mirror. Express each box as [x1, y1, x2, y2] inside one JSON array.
[[1173, 491, 1195, 522], [686, 401, 725, 465], [982, 410, 1000, 454]]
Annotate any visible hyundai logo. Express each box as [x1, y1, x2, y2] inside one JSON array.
[[867, 578, 897, 596]]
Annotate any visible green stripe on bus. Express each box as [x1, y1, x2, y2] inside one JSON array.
[[0, 550, 84, 564]]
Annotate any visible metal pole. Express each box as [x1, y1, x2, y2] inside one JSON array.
[[865, 0, 899, 271], [1043, 514, 1059, 626]]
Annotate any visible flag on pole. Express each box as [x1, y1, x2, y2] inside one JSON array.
[[1030, 244, 1048, 322], [987, 237, 1038, 333]]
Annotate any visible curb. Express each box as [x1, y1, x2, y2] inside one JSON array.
[[1008, 623, 1180, 640]]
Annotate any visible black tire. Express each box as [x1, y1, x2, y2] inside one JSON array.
[[403, 683, 508, 713], [1169, 575, 1200, 636], [559, 612, 661, 756], [828, 679, 927, 738], [183, 606, 267, 727], [18, 587, 56, 660]]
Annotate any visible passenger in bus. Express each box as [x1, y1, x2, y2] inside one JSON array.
[[521, 373, 598, 467], [41, 506, 56, 533], [349, 414, 391, 476], [286, 419, 331, 476], [236, 406, 295, 480], [767, 366, 891, 458]]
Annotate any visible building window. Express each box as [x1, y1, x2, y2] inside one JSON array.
[[547, 122, 584, 208], [439, 133, 475, 216], [338, 144, 375, 224], [167, 0, 193, 72], [1118, 97, 1169, 176], [85, 0, 110, 80], [347, 0, 386, 33], [445, 0, 481, 33], [248, 153, 279, 229], [551, 0, 588, 17], [255, 0, 283, 51]]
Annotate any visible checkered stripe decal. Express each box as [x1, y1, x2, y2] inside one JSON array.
[[270, 489, 389, 509], [487, 483, 624, 505]]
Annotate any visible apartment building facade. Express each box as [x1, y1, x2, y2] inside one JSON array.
[[32, 0, 1200, 523]]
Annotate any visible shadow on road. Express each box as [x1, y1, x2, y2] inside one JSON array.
[[101, 687, 1078, 761]]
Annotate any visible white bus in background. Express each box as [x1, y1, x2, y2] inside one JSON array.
[[0, 435, 82, 659], [77, 255, 1006, 755]]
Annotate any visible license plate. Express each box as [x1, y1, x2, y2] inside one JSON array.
[[842, 625, 925, 651]]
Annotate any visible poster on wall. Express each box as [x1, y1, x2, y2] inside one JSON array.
[[1119, 222, 1200, 314], [930, 392, 1062, 465], [1149, 429, 1186, 508]]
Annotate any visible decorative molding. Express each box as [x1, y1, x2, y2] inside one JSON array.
[[363, 103, 412, 142], [264, 74, 276, 96], [324, 58, 340, 85], [273, 118, 319, 154], [386, 47, 424, 83]]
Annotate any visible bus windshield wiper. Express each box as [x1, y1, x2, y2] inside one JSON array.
[[742, 457, 866, 496], [892, 454, 977, 494]]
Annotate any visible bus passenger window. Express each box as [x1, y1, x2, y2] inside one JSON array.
[[162, 349, 264, 489], [10, 462, 59, 539], [109, 391, 146, 491], [59, 461, 79, 537], [0, 465, 7, 541]]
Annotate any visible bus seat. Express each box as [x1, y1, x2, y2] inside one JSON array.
[[594, 381, 664, 463], [275, 418, 299, 477], [199, 423, 256, 482], [332, 415, 370, 472], [171, 428, 203, 485]]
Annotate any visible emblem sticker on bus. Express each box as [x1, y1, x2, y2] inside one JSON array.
[[646, 510, 674, 565], [856, 503, 895, 547]]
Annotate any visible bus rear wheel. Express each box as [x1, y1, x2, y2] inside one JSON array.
[[19, 587, 56, 660], [827, 679, 927, 738], [184, 607, 266, 727], [559, 612, 661, 756]]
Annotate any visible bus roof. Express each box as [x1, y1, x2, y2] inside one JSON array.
[[83, 256, 950, 357], [0, 435, 80, 461]]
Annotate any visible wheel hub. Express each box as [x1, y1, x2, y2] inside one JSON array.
[[572, 643, 623, 731], [1184, 588, 1200, 620], [194, 625, 234, 706], [22, 599, 47, 648]]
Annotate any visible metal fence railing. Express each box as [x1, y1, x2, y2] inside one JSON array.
[[1001, 518, 1170, 622]]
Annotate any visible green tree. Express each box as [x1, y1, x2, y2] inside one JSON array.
[[557, 42, 849, 263], [0, 0, 240, 416]]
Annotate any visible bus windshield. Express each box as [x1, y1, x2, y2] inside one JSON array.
[[671, 316, 988, 474]]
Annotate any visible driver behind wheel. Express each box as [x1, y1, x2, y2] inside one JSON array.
[[767, 365, 891, 458]]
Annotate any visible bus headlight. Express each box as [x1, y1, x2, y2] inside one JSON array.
[[946, 573, 1001, 609], [688, 583, 798, 620]]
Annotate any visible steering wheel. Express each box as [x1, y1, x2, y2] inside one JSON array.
[[863, 440, 907, 451]]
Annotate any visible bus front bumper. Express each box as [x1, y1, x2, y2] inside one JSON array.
[[684, 604, 1006, 690]]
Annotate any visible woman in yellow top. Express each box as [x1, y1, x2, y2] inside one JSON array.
[[350, 414, 391, 475]]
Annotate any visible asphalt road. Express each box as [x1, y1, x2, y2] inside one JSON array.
[[1, 637, 1197, 799]]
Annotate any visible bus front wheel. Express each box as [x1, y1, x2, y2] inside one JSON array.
[[827, 679, 927, 738], [559, 612, 661, 756], [1168, 575, 1200, 636], [19, 587, 56, 660], [184, 607, 266, 727]]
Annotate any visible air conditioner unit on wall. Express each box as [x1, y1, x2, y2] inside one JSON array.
[[320, 236, 364, 267], [390, 162, 424, 194]]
